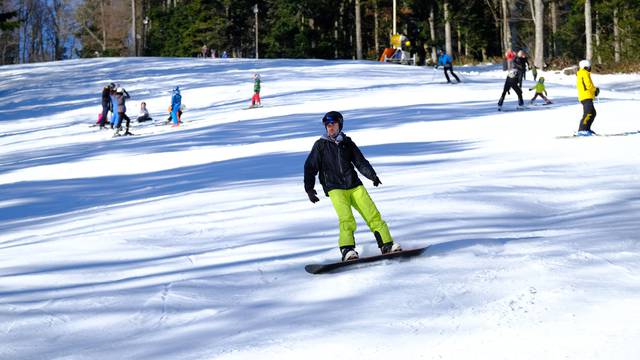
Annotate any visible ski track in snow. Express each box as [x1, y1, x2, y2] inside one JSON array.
[[1, 58, 640, 359]]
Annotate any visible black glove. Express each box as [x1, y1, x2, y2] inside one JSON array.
[[595, 87, 600, 97], [307, 189, 319, 203], [434, 65, 438, 69], [373, 176, 382, 187]]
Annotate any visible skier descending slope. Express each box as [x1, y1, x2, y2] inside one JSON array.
[[497, 69, 525, 111], [303, 111, 401, 262]]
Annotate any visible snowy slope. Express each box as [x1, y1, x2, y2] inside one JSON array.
[[1, 57, 640, 360]]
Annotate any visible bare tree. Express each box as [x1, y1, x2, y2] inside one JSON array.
[[355, 0, 362, 60], [443, 0, 452, 55], [549, 0, 557, 57], [613, 7, 620, 63], [501, 0, 511, 52], [585, 0, 593, 60], [428, 5, 436, 63], [531, 0, 544, 68]]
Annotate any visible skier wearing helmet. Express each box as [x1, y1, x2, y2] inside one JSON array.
[[529, 77, 552, 105], [497, 68, 525, 111], [170, 86, 182, 127], [114, 86, 131, 136], [575, 60, 600, 136], [304, 111, 401, 262]]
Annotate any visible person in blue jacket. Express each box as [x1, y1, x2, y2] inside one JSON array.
[[435, 49, 460, 83], [170, 86, 182, 127], [109, 86, 119, 129]]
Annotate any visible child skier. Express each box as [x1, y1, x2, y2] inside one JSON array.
[[529, 77, 552, 105], [304, 111, 401, 262], [109, 86, 119, 129], [136, 102, 152, 122], [575, 60, 600, 136], [170, 86, 182, 127], [435, 49, 460, 83], [250, 73, 261, 108], [498, 69, 524, 111]]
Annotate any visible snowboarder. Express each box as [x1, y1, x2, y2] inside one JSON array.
[[136, 101, 152, 122], [170, 86, 182, 127], [250, 73, 261, 108], [575, 59, 600, 136], [529, 77, 552, 105], [304, 111, 401, 262], [114, 87, 131, 136], [435, 49, 460, 83], [498, 69, 524, 111], [514, 50, 530, 88]]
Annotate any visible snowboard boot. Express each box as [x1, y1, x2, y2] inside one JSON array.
[[380, 242, 402, 254], [340, 246, 359, 262]]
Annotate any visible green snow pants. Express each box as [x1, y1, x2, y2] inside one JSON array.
[[328, 185, 393, 248]]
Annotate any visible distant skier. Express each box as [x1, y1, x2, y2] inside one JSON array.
[[575, 60, 600, 136], [114, 87, 131, 136], [250, 73, 261, 108], [304, 111, 401, 262], [514, 50, 530, 88], [497, 69, 524, 111], [435, 49, 460, 83], [98, 83, 114, 129], [504, 48, 516, 70], [529, 77, 552, 105], [136, 101, 152, 122], [109, 86, 119, 129], [170, 86, 182, 127]]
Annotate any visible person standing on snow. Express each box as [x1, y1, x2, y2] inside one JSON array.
[[514, 50, 530, 88], [109, 86, 119, 129], [304, 111, 401, 262], [98, 83, 114, 129], [529, 77, 552, 105], [114, 87, 131, 136], [435, 49, 460, 83], [575, 60, 600, 136], [170, 86, 182, 127], [250, 73, 261, 108], [498, 69, 524, 111]]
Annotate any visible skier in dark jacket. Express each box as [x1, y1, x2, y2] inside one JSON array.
[[98, 83, 114, 128], [514, 50, 529, 88], [498, 69, 524, 111], [304, 111, 401, 262]]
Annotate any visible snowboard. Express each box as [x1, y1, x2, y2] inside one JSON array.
[[305, 246, 430, 275], [243, 104, 264, 110]]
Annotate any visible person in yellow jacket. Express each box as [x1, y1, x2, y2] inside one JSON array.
[[576, 60, 600, 136]]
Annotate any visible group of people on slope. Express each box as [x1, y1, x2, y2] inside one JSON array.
[[498, 49, 551, 111], [98, 72, 262, 133], [98, 83, 132, 136], [498, 49, 599, 135]]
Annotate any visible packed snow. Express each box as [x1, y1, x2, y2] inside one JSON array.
[[1, 57, 639, 360]]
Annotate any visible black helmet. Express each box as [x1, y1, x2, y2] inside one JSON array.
[[322, 111, 344, 131]]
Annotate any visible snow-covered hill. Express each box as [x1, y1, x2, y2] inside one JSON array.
[[1, 57, 639, 359]]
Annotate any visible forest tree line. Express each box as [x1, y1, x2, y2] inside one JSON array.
[[1, 0, 639, 71]]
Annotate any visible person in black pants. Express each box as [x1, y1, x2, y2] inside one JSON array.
[[514, 50, 530, 89], [498, 69, 524, 111], [435, 49, 460, 83], [98, 83, 115, 129]]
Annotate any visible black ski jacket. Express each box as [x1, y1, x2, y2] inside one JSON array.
[[304, 133, 377, 196]]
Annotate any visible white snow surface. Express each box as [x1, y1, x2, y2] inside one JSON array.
[[1, 57, 640, 360]]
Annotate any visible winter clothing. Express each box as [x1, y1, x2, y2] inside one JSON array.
[[136, 102, 152, 122], [251, 75, 261, 107], [304, 113, 396, 257], [436, 51, 460, 83], [115, 88, 131, 132], [529, 78, 551, 104], [99, 86, 111, 126], [576, 68, 597, 102], [514, 55, 529, 88], [498, 70, 524, 107], [576, 66, 599, 132], [171, 87, 182, 126], [109, 90, 119, 129]]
